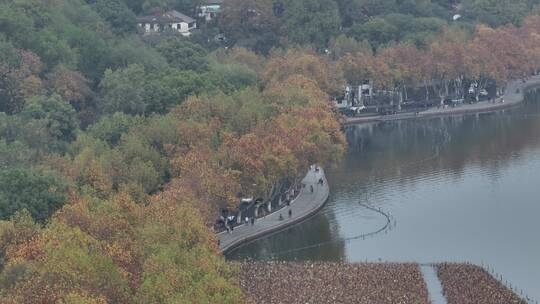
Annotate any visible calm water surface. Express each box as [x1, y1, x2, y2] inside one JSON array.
[[228, 93, 540, 300]]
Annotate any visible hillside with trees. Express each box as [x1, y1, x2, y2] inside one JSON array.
[[1, 0, 540, 302]]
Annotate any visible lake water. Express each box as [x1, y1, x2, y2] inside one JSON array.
[[227, 91, 540, 301]]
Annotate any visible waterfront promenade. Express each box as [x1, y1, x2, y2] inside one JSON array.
[[344, 76, 540, 125], [218, 167, 329, 252]]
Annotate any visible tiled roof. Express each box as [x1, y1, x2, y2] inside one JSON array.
[[203, 0, 224, 5], [136, 10, 195, 24]]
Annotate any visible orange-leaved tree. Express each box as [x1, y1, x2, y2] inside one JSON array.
[[0, 192, 243, 303]]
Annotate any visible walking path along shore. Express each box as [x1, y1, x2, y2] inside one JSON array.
[[224, 78, 538, 304], [218, 167, 329, 252], [343, 76, 540, 125], [219, 76, 540, 253]]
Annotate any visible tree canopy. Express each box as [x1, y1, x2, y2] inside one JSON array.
[[2, 0, 540, 301]]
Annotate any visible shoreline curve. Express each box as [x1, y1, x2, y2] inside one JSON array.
[[219, 168, 330, 253]]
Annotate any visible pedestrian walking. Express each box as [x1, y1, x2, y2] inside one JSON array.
[[251, 217, 255, 225], [279, 213, 284, 221], [310, 185, 314, 193], [288, 209, 292, 218], [245, 216, 249, 225]]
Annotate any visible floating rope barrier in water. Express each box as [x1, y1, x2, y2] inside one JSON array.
[[244, 200, 396, 259]]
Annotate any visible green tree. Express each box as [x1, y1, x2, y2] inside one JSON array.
[[336, 0, 397, 26], [328, 34, 372, 59], [348, 14, 447, 49], [219, 0, 281, 53], [0, 140, 34, 169], [91, 0, 137, 34], [108, 36, 169, 71], [282, 0, 341, 48], [462, 0, 533, 27], [21, 95, 79, 142], [99, 64, 151, 115], [205, 62, 258, 94], [146, 69, 208, 112], [156, 37, 209, 72], [99, 64, 206, 116], [116, 133, 167, 193], [0, 168, 66, 222], [87, 113, 144, 146]]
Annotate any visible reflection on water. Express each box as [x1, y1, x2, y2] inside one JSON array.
[[227, 91, 540, 300], [226, 210, 346, 261]]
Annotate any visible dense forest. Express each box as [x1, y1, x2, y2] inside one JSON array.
[[1, 0, 540, 302]]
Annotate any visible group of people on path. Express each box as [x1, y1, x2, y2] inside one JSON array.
[[223, 164, 323, 235], [225, 216, 255, 234]]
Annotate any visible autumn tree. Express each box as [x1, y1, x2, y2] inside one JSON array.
[[45, 65, 93, 111], [338, 52, 377, 87], [160, 147, 242, 222], [0, 192, 244, 303], [263, 49, 344, 97], [467, 25, 529, 99], [0, 210, 40, 268], [519, 16, 540, 72], [425, 38, 471, 105], [0, 49, 43, 114]]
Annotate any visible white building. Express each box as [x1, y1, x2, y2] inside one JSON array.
[[360, 79, 373, 98], [333, 84, 370, 114], [198, 0, 224, 22], [137, 10, 196, 37]]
